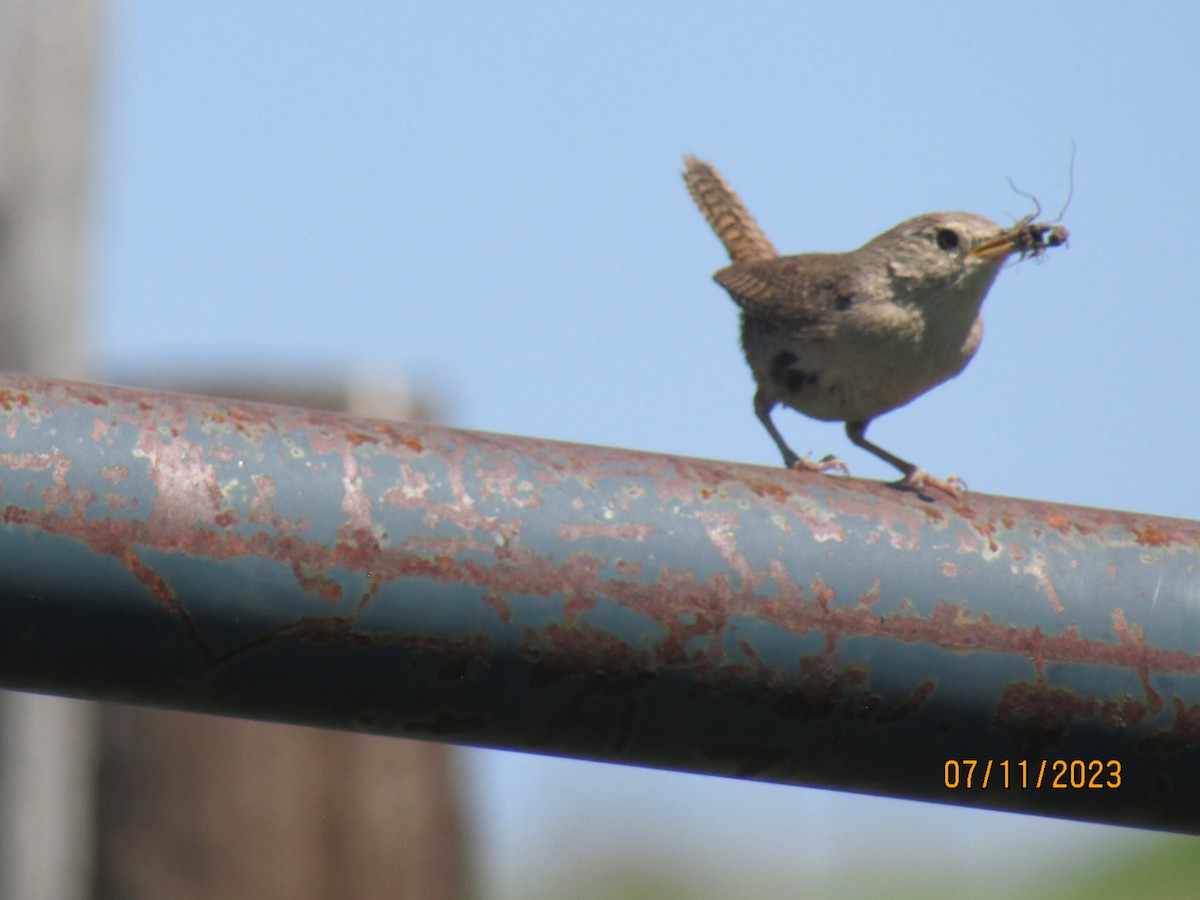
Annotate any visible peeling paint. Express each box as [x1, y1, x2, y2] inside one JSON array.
[[0, 375, 1199, 833]]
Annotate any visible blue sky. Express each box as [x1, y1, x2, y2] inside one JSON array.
[[93, 3, 1200, 895]]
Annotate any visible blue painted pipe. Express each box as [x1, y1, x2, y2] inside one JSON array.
[[0, 374, 1196, 832]]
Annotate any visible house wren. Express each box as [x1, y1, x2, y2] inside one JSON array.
[[683, 155, 1067, 496]]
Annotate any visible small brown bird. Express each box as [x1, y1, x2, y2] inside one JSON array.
[[683, 155, 1066, 497]]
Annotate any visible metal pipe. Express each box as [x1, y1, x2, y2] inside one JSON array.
[[0, 373, 1197, 832]]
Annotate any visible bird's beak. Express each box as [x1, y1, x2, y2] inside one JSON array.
[[970, 232, 1019, 260]]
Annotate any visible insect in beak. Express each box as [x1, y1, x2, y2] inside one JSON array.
[[972, 221, 1070, 261]]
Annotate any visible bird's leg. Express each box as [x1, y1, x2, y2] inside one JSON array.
[[754, 391, 848, 475], [844, 421, 964, 497]]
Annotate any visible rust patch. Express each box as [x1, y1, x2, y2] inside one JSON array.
[[277, 615, 390, 647], [0, 452, 58, 473], [858, 577, 882, 607], [1023, 557, 1066, 613], [976, 522, 1000, 554], [292, 561, 343, 602], [483, 592, 512, 625], [212, 509, 239, 528], [0, 390, 32, 411], [772, 656, 868, 722], [1138, 698, 1200, 753], [1046, 514, 1072, 533], [995, 680, 1148, 757], [559, 522, 654, 541], [70, 487, 96, 518], [614, 558, 642, 577], [1111, 608, 1163, 714], [739, 474, 789, 503], [516, 622, 654, 748], [872, 678, 936, 724], [812, 577, 837, 613], [1134, 525, 1171, 548], [996, 681, 1097, 757], [520, 622, 654, 692]]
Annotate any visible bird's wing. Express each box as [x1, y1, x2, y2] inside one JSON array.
[[714, 254, 853, 332]]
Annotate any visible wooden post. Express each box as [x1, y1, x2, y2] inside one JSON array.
[[0, 2, 99, 898]]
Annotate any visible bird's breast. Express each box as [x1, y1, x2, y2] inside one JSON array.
[[742, 307, 983, 422]]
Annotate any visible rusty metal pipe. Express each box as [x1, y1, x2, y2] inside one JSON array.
[[0, 374, 1197, 832]]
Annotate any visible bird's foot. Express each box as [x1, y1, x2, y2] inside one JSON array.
[[900, 468, 966, 498], [788, 453, 850, 476]]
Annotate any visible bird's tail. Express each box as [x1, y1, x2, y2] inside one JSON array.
[[682, 156, 778, 263]]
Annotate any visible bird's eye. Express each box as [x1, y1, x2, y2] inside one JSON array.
[[935, 229, 960, 252]]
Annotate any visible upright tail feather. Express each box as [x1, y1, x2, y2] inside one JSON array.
[[683, 156, 778, 263]]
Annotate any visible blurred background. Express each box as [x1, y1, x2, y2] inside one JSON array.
[[0, 1, 1197, 897]]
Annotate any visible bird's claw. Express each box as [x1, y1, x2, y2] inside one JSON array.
[[789, 453, 850, 476], [900, 468, 966, 498]]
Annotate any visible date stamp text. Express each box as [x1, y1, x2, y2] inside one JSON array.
[[944, 759, 1121, 790]]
